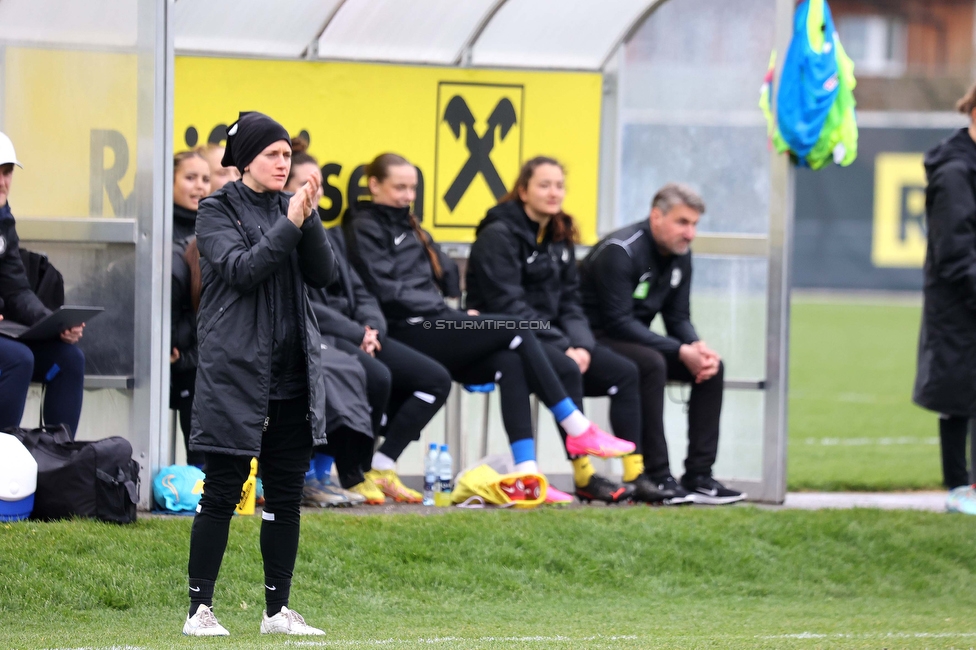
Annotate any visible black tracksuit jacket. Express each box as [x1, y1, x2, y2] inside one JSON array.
[[0, 203, 50, 326], [343, 202, 459, 324], [465, 200, 595, 352], [580, 218, 698, 357], [308, 223, 387, 345]]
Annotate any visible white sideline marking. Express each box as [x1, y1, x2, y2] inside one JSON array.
[[43, 646, 145, 650], [760, 632, 976, 640], [803, 436, 938, 446], [287, 635, 639, 647]]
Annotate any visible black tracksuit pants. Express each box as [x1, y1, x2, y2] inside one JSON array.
[[535, 342, 641, 459], [188, 396, 311, 613], [391, 313, 572, 443], [599, 337, 723, 479], [940, 415, 972, 489], [170, 367, 204, 466], [335, 336, 452, 461]]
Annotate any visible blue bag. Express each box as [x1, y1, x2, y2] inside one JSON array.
[[776, 0, 839, 158], [153, 465, 205, 513]]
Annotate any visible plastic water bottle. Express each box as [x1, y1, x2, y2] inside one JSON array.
[[435, 444, 453, 507], [422, 443, 438, 506]]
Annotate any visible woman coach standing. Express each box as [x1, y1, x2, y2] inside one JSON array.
[[183, 112, 337, 636], [914, 85, 976, 509]]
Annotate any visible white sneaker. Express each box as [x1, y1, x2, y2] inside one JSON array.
[[260, 606, 325, 635], [183, 604, 230, 636]]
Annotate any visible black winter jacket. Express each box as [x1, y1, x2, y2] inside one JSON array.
[[173, 204, 197, 245], [344, 202, 460, 324], [171, 205, 197, 373], [914, 128, 976, 416], [308, 223, 387, 346], [191, 180, 338, 456], [580, 218, 698, 356], [0, 203, 51, 327], [466, 200, 594, 351]]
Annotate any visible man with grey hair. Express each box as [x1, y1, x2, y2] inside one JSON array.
[[579, 183, 744, 505]]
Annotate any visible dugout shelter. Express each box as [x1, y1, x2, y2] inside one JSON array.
[[0, 0, 796, 504]]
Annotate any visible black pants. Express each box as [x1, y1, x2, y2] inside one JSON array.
[[600, 337, 723, 479], [321, 426, 374, 489], [336, 336, 452, 461], [188, 396, 312, 590], [391, 313, 571, 443], [170, 368, 204, 466], [535, 342, 641, 458], [940, 415, 971, 489]]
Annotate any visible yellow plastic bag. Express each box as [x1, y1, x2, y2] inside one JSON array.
[[451, 464, 548, 509]]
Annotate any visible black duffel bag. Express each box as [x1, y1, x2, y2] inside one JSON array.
[[5, 425, 140, 523]]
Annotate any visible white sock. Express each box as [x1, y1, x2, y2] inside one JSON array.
[[559, 410, 591, 437], [371, 451, 396, 471], [514, 460, 539, 474]]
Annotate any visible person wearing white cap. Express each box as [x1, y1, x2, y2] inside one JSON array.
[[0, 131, 86, 437]]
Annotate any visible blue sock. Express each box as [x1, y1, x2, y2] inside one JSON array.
[[550, 397, 577, 422], [511, 438, 536, 465], [314, 453, 334, 482]]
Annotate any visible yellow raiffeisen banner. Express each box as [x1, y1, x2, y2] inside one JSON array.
[[2, 47, 139, 219], [175, 57, 603, 243]]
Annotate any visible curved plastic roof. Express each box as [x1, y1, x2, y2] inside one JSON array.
[[0, 0, 662, 70], [179, 0, 662, 71]]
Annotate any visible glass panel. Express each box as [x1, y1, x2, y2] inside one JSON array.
[[0, 0, 160, 463], [472, 0, 655, 70], [668, 255, 769, 380], [175, 0, 342, 57], [618, 0, 775, 233], [318, 0, 497, 64], [664, 389, 765, 482]]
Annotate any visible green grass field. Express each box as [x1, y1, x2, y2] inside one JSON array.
[[788, 295, 940, 491], [3, 507, 976, 649], [0, 294, 966, 649]]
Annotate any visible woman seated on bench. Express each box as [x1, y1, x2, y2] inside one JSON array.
[[0, 131, 85, 437]]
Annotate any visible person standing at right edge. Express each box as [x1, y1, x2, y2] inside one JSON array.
[[913, 83, 976, 513], [183, 112, 338, 636], [580, 183, 744, 505]]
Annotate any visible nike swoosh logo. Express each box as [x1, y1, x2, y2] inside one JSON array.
[[265, 585, 276, 591], [698, 488, 719, 497], [189, 586, 201, 592], [394, 233, 407, 246]]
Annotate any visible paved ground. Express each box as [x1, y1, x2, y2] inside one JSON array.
[[777, 491, 946, 512], [150, 492, 954, 518]]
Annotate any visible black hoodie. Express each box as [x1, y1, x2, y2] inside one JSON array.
[[343, 201, 460, 324], [466, 200, 594, 351], [913, 127, 976, 416]]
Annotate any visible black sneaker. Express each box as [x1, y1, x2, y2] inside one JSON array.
[[575, 474, 635, 504], [680, 474, 746, 505], [626, 474, 694, 505]]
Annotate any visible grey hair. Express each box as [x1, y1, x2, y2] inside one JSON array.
[[651, 182, 706, 215]]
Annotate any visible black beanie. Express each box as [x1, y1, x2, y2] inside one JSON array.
[[221, 111, 291, 174]]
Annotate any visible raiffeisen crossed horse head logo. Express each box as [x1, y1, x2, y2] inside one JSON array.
[[434, 82, 523, 230]]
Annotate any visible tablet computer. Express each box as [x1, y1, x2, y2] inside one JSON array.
[[0, 305, 104, 341]]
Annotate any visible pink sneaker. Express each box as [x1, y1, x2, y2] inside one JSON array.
[[565, 424, 636, 459], [544, 484, 574, 505]]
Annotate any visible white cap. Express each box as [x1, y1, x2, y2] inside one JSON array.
[[0, 132, 22, 168]]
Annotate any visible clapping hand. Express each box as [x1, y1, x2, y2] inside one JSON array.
[[287, 175, 322, 228]]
